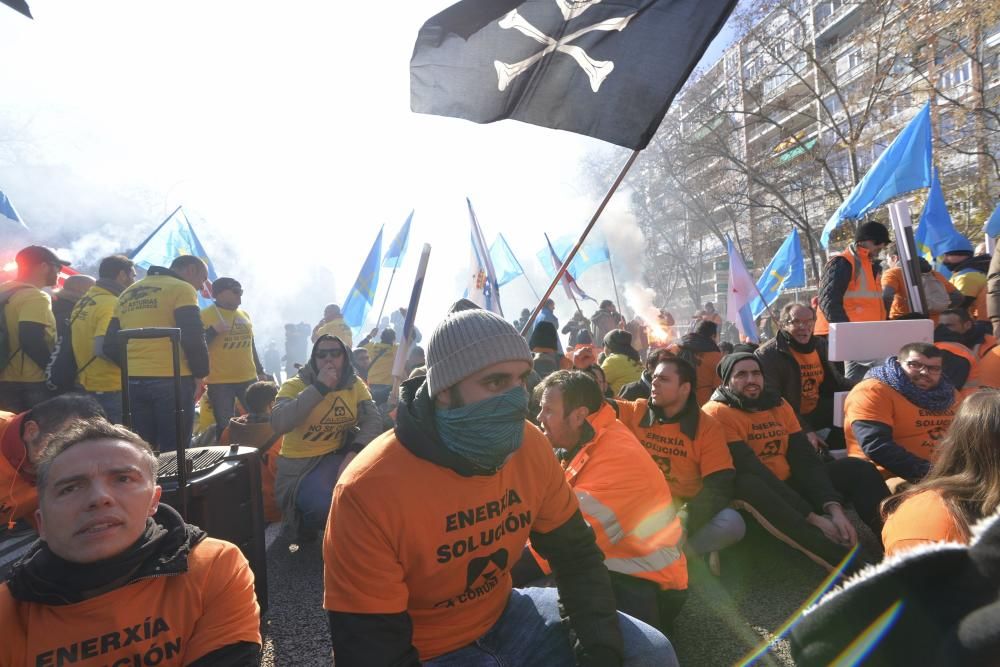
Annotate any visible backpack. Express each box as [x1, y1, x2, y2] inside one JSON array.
[[0, 286, 30, 373], [921, 274, 951, 314], [45, 301, 94, 393]]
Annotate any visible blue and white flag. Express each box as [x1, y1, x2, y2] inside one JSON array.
[[383, 210, 414, 268], [726, 237, 759, 343], [343, 226, 384, 334], [750, 228, 805, 319], [0, 189, 25, 229], [544, 233, 596, 303], [489, 233, 524, 287], [130, 207, 218, 305], [821, 103, 933, 247], [536, 235, 610, 280], [466, 198, 503, 315]]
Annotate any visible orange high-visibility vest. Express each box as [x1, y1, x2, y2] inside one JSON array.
[[815, 244, 886, 336], [532, 403, 688, 591]]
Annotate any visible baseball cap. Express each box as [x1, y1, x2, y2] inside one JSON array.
[[15, 245, 71, 268]]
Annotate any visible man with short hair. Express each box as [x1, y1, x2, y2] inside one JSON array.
[[937, 308, 997, 359], [50, 273, 96, 360], [755, 303, 851, 451], [221, 380, 283, 523], [202, 277, 266, 438], [0, 419, 262, 665], [816, 221, 891, 381], [616, 357, 745, 573], [358, 326, 399, 405], [666, 320, 722, 406], [0, 393, 106, 577], [352, 347, 370, 382], [881, 244, 961, 322], [618, 348, 673, 401], [103, 255, 210, 453], [845, 342, 958, 484], [538, 298, 564, 353], [313, 303, 353, 347], [324, 306, 676, 666], [525, 370, 687, 633], [704, 354, 889, 569], [701, 302, 722, 327], [0, 246, 70, 413], [70, 254, 136, 423]]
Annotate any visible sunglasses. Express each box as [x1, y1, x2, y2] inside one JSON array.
[[315, 349, 344, 359]]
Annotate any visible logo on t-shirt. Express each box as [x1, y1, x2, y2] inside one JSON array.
[[119, 285, 163, 314], [301, 396, 356, 442]]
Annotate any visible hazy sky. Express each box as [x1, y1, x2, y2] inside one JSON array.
[[0, 1, 735, 343]]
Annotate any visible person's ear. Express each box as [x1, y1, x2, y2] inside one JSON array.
[[35, 509, 45, 539], [149, 485, 162, 516], [570, 406, 589, 429]]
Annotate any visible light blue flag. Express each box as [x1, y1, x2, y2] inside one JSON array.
[[343, 226, 384, 333], [466, 198, 503, 315], [985, 202, 1000, 237], [749, 228, 805, 319], [489, 233, 523, 287], [537, 235, 611, 279], [821, 103, 933, 247], [0, 189, 25, 228], [130, 207, 218, 305], [383, 210, 413, 268], [914, 168, 970, 262]]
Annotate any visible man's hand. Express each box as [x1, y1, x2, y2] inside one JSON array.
[[825, 503, 857, 547], [806, 512, 841, 545], [368, 327, 379, 339], [195, 377, 207, 395], [317, 365, 339, 389], [806, 431, 828, 454]]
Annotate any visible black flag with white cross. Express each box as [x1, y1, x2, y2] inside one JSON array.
[[410, 0, 737, 150]]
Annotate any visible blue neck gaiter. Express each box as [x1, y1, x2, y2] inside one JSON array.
[[434, 386, 529, 473]]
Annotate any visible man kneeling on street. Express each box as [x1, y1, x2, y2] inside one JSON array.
[[0, 419, 262, 666], [324, 306, 676, 666]]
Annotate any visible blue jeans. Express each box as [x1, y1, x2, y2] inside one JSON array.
[[127, 377, 195, 454], [296, 450, 348, 531], [206, 380, 254, 437], [425, 587, 677, 667], [91, 391, 123, 425]]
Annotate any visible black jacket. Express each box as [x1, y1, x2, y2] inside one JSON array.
[[791, 510, 1000, 666], [327, 377, 625, 667], [617, 371, 651, 401], [755, 333, 850, 430]]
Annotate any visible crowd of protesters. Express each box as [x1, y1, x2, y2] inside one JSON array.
[[1, 233, 1000, 665]]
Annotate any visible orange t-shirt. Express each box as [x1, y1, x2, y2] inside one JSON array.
[[702, 399, 801, 481], [978, 346, 1000, 389], [666, 345, 721, 406], [323, 423, 579, 661], [882, 489, 966, 556], [845, 379, 957, 472], [0, 412, 38, 527], [616, 400, 733, 499], [790, 349, 824, 416], [0, 538, 261, 666]]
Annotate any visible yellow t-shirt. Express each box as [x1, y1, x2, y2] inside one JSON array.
[[951, 270, 987, 320], [70, 285, 121, 392], [0, 282, 55, 383], [364, 343, 397, 386], [202, 305, 257, 384], [314, 319, 353, 348], [196, 392, 216, 436], [113, 275, 200, 377], [277, 377, 372, 458]]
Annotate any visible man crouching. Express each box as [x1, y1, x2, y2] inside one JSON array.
[[0, 419, 261, 666]]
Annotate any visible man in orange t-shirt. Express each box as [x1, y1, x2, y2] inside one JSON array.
[[0, 419, 261, 666], [525, 370, 686, 633], [323, 308, 676, 667], [881, 252, 961, 322], [666, 320, 722, 406], [616, 357, 744, 562], [845, 343, 958, 483], [756, 303, 852, 452]]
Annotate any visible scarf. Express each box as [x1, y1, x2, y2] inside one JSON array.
[[710, 386, 784, 412], [866, 356, 955, 412], [6, 505, 205, 605], [780, 330, 817, 354]]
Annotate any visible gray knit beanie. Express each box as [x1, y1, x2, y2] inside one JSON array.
[[426, 307, 532, 397]]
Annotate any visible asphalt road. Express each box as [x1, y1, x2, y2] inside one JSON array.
[[260, 514, 878, 666]]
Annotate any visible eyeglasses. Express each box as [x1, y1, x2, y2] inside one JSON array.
[[315, 349, 344, 359], [904, 360, 942, 375], [784, 318, 815, 329]]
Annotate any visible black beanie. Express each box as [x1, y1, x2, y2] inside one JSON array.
[[529, 321, 559, 350], [716, 352, 759, 383], [855, 221, 891, 244]]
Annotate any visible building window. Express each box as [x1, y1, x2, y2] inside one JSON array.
[[938, 60, 971, 89]]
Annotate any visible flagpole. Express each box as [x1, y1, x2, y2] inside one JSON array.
[[374, 253, 402, 334], [607, 249, 624, 317], [521, 149, 640, 336], [504, 236, 542, 302], [544, 232, 584, 316], [130, 205, 183, 259], [390, 244, 432, 406]]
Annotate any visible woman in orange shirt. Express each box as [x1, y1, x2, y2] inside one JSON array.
[[881, 390, 1000, 556]]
